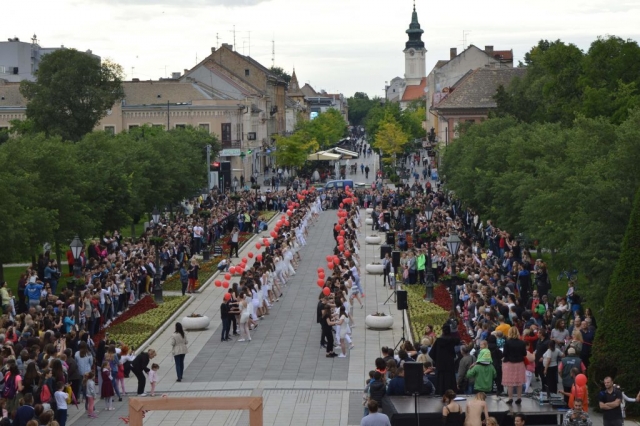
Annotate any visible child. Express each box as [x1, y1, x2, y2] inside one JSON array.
[[100, 362, 115, 411], [149, 364, 159, 397], [84, 372, 97, 418], [54, 381, 68, 426], [117, 359, 126, 396], [476, 340, 492, 365], [363, 370, 375, 416]]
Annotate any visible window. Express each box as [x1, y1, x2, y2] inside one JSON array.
[[104, 126, 115, 135], [245, 69, 250, 77], [198, 123, 210, 132], [128, 125, 139, 130], [175, 124, 186, 129], [221, 123, 231, 142]]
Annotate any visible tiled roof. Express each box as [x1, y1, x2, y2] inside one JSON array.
[[0, 81, 26, 108], [401, 77, 427, 101], [435, 67, 526, 110], [301, 83, 318, 97], [123, 81, 211, 106]]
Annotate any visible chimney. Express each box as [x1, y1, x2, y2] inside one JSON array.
[[221, 43, 233, 51], [171, 72, 181, 79], [184, 69, 188, 75], [211, 47, 216, 53], [485, 45, 494, 54], [450, 48, 457, 60]]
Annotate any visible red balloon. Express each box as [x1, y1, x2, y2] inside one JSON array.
[[248, 252, 254, 258], [318, 272, 325, 279], [575, 374, 587, 387], [222, 281, 229, 288], [214, 280, 222, 287], [317, 279, 324, 287], [326, 255, 333, 262], [255, 242, 262, 249], [339, 203, 344, 208], [345, 185, 350, 190], [257, 254, 263, 262], [338, 218, 345, 225], [339, 230, 346, 236], [229, 266, 236, 274], [327, 262, 334, 270], [286, 210, 292, 216], [338, 245, 345, 252], [224, 273, 231, 281], [242, 257, 248, 264], [284, 221, 290, 227], [333, 255, 339, 263], [322, 287, 331, 296], [295, 203, 300, 208], [264, 240, 270, 247], [271, 231, 278, 238], [317, 267, 324, 273], [345, 251, 351, 258]]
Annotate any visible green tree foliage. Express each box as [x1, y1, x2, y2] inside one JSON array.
[[274, 132, 319, 168], [496, 36, 640, 125], [269, 66, 291, 84], [0, 125, 217, 280], [441, 110, 640, 306], [20, 49, 125, 141], [588, 186, 640, 414], [346, 92, 380, 126], [372, 114, 408, 164]]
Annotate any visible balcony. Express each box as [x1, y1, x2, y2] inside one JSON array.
[[221, 140, 241, 150]]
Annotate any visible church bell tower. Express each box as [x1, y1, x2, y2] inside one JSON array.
[[404, 2, 427, 85]]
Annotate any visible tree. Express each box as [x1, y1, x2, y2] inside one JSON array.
[[588, 186, 640, 414], [20, 49, 124, 141], [274, 132, 318, 168], [372, 115, 408, 165], [305, 108, 348, 149], [346, 92, 380, 126], [269, 66, 291, 85]]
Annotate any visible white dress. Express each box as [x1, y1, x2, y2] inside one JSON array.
[[239, 301, 250, 324], [339, 315, 351, 338]]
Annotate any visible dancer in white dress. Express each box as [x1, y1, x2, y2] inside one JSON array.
[[237, 294, 251, 342], [336, 306, 353, 357]]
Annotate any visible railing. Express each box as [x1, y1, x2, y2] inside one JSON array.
[[221, 140, 242, 149]]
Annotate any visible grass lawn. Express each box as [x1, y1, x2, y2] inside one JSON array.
[[536, 252, 588, 300], [2, 266, 25, 295]]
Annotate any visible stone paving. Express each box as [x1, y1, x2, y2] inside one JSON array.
[[65, 149, 620, 426]]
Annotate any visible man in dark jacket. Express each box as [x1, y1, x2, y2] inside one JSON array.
[[131, 349, 156, 396], [387, 367, 407, 396]]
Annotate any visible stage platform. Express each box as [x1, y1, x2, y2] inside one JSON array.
[[383, 395, 566, 426]]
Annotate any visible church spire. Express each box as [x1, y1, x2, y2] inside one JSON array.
[[405, 2, 425, 50]]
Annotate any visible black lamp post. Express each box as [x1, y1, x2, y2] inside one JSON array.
[[446, 232, 461, 307], [424, 205, 434, 301], [151, 208, 164, 304], [70, 236, 84, 327]]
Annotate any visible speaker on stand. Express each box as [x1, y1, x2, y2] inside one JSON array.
[[404, 362, 423, 426], [394, 289, 408, 351], [386, 232, 396, 247]]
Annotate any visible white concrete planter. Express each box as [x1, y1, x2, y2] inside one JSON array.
[[366, 264, 384, 275], [365, 235, 382, 245], [366, 208, 373, 214], [365, 218, 373, 225], [181, 316, 211, 330], [365, 315, 394, 330]]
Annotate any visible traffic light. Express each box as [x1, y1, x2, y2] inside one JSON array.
[[210, 161, 220, 172]]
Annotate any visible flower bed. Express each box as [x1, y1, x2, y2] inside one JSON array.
[[94, 295, 189, 349], [406, 285, 449, 341], [259, 210, 278, 222]]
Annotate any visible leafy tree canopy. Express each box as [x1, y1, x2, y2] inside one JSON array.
[[346, 92, 381, 126], [20, 49, 125, 141], [269, 66, 292, 85]]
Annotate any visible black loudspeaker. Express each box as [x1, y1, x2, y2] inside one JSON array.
[[386, 232, 396, 246], [397, 290, 408, 310], [380, 245, 392, 259], [404, 362, 423, 394], [384, 211, 391, 224], [392, 251, 401, 268]]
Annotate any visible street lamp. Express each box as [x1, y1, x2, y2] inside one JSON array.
[[424, 205, 434, 301], [70, 236, 84, 327], [151, 207, 163, 304], [446, 232, 462, 306]]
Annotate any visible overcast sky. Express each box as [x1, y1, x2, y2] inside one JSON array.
[[5, 0, 640, 99]]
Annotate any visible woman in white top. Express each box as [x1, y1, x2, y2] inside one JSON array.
[[237, 293, 251, 342], [543, 340, 564, 394], [336, 306, 353, 358]]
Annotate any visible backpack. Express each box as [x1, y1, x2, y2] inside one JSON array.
[[2, 374, 16, 399], [40, 382, 52, 405]]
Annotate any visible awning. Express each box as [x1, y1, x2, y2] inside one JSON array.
[[307, 151, 342, 161], [332, 147, 359, 158]]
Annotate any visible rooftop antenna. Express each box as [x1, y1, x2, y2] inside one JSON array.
[[216, 33, 219, 49], [271, 37, 275, 67], [246, 31, 251, 57], [462, 30, 471, 50], [31, 34, 38, 45], [131, 66, 135, 80], [230, 25, 236, 51]]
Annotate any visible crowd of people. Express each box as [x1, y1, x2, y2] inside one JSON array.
[[358, 151, 640, 426]]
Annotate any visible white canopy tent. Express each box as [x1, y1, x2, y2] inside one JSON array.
[[307, 151, 342, 161]]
